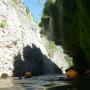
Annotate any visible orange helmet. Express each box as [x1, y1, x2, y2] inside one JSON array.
[[66, 69, 78, 79], [25, 72, 32, 78]]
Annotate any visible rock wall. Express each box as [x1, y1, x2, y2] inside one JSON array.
[[40, 37, 69, 74], [0, 0, 69, 77]]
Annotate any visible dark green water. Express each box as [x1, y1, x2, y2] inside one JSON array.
[[0, 75, 75, 90]]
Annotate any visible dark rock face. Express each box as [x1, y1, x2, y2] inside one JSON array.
[[13, 44, 63, 77], [23, 45, 44, 75], [1, 73, 8, 78]]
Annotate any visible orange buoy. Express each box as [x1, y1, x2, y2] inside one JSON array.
[[24, 72, 32, 78], [66, 69, 78, 79]]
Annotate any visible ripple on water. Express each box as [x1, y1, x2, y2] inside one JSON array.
[[0, 75, 73, 90]]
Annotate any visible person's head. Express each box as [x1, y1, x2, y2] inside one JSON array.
[[24, 72, 32, 78], [65, 67, 78, 79]]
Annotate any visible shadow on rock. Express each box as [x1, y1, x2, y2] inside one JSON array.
[[13, 44, 63, 77]]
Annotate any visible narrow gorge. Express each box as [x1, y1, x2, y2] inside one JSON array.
[[0, 0, 70, 77]]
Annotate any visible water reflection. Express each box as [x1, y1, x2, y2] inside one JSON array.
[[0, 78, 14, 88], [0, 75, 73, 90]]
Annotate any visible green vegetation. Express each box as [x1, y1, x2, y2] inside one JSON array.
[[40, 0, 90, 74], [48, 41, 57, 57], [64, 55, 73, 66], [12, 0, 18, 5], [0, 20, 7, 29], [49, 41, 56, 49], [26, 6, 30, 15]]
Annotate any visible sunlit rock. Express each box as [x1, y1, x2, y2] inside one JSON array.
[[0, 0, 69, 77]]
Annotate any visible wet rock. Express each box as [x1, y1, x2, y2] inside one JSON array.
[[1, 73, 8, 78]]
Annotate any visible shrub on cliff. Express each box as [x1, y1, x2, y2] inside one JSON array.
[[0, 20, 7, 29]]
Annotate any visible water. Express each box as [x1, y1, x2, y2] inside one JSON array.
[[0, 75, 74, 90]]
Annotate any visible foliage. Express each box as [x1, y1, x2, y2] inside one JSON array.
[[39, 1, 51, 27], [41, 0, 90, 74], [0, 20, 7, 29], [47, 41, 57, 57], [26, 6, 30, 15], [64, 55, 73, 66], [49, 41, 56, 49], [12, 0, 18, 5]]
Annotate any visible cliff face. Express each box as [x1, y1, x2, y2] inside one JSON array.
[[0, 0, 46, 77], [41, 0, 90, 74], [0, 0, 69, 77]]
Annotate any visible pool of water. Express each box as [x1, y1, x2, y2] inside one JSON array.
[[0, 75, 75, 90]]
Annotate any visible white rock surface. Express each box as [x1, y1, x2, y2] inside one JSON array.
[[0, 0, 47, 77], [0, 0, 69, 77]]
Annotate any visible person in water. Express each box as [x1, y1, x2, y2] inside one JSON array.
[[24, 72, 32, 78]]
